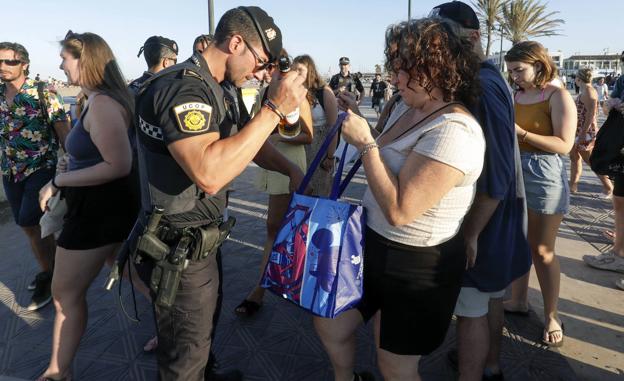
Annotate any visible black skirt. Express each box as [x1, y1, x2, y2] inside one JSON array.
[[57, 176, 139, 250], [357, 227, 466, 356]]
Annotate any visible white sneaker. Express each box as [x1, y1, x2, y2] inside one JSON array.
[[616, 279, 624, 291], [582, 252, 624, 273]]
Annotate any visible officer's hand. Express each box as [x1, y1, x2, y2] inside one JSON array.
[[39, 181, 59, 212], [266, 70, 307, 116]]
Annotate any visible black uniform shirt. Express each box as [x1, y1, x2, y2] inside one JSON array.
[[329, 72, 364, 94], [135, 53, 226, 226], [128, 71, 154, 96]]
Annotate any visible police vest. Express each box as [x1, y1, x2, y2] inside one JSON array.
[[135, 60, 226, 217]]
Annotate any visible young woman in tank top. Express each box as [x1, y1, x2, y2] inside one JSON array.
[[503, 41, 577, 347]]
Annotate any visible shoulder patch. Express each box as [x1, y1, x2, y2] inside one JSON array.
[[173, 102, 212, 133], [183, 69, 202, 80]]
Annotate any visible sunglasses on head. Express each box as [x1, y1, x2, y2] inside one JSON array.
[[0, 59, 23, 66], [64, 30, 82, 42]]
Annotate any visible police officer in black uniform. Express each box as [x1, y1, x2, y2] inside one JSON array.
[[129, 36, 178, 95], [329, 56, 364, 102], [133, 6, 307, 381]]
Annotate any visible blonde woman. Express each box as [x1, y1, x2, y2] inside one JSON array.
[[37, 31, 138, 380]]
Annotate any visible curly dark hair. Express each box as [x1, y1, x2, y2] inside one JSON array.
[[383, 18, 481, 107]]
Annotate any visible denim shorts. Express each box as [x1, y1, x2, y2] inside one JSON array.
[[521, 151, 569, 215], [2, 167, 55, 227]]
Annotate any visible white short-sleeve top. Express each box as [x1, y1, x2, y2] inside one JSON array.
[[362, 112, 485, 246]]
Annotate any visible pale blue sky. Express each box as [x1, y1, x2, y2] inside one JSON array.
[[4, 0, 622, 80]]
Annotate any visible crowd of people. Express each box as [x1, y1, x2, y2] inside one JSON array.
[[1, 2, 623, 381]]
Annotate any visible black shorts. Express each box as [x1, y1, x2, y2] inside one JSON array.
[[614, 175, 624, 197], [357, 227, 465, 356], [57, 176, 139, 250]]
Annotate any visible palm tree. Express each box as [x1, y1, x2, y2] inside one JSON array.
[[472, 0, 506, 56], [500, 0, 564, 45]]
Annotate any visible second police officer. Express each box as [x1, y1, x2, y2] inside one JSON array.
[[134, 6, 307, 380]]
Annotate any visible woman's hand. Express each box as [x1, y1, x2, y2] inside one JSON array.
[[515, 123, 526, 137], [337, 92, 359, 114], [341, 110, 374, 150], [39, 180, 59, 212], [56, 154, 69, 173]]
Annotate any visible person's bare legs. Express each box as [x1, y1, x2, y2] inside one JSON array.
[[457, 314, 488, 381], [21, 225, 56, 272], [314, 310, 362, 381], [40, 243, 121, 379], [568, 145, 582, 193], [373, 312, 421, 381], [526, 210, 564, 344], [236, 193, 291, 311], [503, 273, 529, 312], [577, 149, 613, 194], [612, 195, 624, 257], [485, 298, 504, 375]]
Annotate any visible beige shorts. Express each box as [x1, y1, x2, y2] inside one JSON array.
[[255, 140, 307, 195], [454, 287, 505, 318]]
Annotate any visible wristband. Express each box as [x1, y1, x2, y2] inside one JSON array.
[[51, 176, 60, 189], [263, 99, 285, 120], [521, 130, 528, 142], [359, 142, 379, 158]]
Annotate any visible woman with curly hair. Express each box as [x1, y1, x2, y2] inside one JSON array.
[[36, 31, 139, 380], [313, 18, 485, 380], [503, 41, 576, 347]]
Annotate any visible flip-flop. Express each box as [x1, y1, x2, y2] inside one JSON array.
[[234, 299, 262, 317], [542, 322, 565, 348], [603, 230, 616, 242]]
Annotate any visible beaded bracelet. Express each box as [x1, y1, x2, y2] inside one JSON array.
[[263, 99, 285, 120], [359, 142, 379, 158], [521, 130, 529, 142]]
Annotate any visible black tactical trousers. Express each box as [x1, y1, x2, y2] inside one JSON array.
[[155, 253, 219, 381]]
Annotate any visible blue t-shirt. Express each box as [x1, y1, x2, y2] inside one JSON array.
[[462, 61, 531, 292], [611, 75, 624, 101]]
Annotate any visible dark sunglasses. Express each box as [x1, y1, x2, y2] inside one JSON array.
[[0, 59, 22, 66], [243, 39, 273, 72]]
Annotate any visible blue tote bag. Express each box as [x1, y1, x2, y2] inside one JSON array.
[[261, 113, 365, 318]]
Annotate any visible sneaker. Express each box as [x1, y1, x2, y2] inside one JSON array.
[[27, 275, 38, 291], [582, 252, 624, 273], [616, 279, 624, 291], [26, 271, 52, 311]]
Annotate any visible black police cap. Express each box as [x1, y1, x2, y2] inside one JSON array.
[[137, 36, 179, 58], [339, 57, 350, 65], [430, 1, 480, 30], [238, 6, 282, 63]]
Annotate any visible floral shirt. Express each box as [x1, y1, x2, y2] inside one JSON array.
[[0, 79, 67, 182]]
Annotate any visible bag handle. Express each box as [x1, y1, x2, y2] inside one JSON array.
[[297, 112, 347, 194]]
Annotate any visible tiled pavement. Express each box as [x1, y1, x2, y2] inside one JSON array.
[[0, 102, 619, 381]]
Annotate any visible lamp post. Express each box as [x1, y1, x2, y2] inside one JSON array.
[[498, 24, 504, 71], [408, 0, 412, 21], [208, 0, 215, 35]]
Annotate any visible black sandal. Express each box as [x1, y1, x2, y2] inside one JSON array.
[[234, 299, 262, 317]]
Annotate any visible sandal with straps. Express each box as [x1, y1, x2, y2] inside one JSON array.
[[542, 321, 565, 348]]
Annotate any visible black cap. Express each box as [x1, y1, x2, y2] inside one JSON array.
[[339, 57, 350, 65], [238, 6, 282, 63], [137, 36, 178, 58], [430, 1, 480, 30]]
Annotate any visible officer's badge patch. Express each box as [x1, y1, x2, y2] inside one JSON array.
[[173, 102, 212, 133]]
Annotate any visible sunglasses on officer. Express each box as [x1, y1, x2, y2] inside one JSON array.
[[0, 59, 23, 66], [243, 39, 273, 72]]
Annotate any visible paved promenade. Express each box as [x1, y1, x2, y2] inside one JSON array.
[[0, 101, 622, 380]]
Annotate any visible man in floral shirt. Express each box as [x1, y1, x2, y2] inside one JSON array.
[[0, 42, 70, 311]]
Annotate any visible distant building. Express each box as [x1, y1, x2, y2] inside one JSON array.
[[562, 54, 622, 77]]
